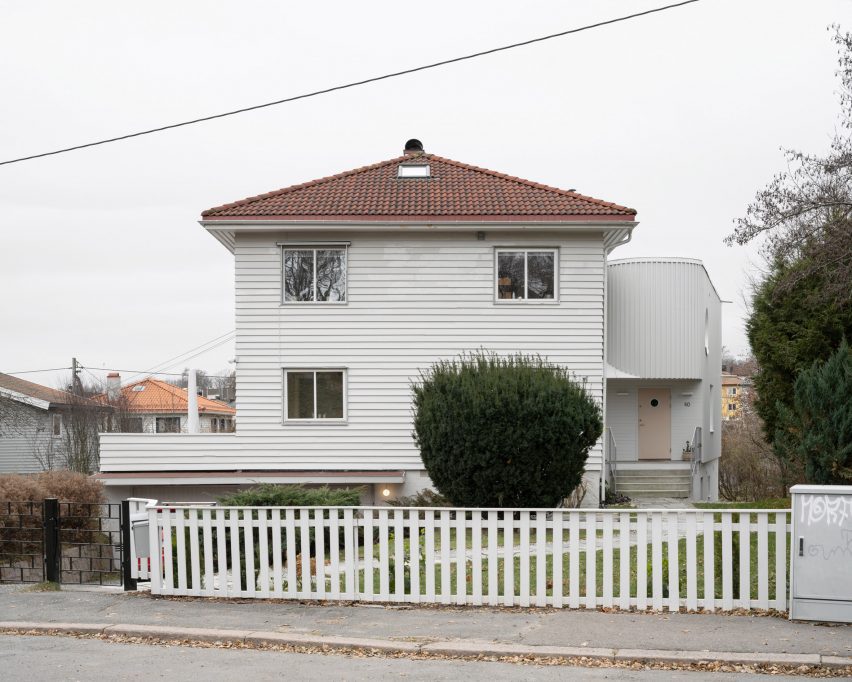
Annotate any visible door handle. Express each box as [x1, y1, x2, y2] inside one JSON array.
[[798, 536, 804, 557]]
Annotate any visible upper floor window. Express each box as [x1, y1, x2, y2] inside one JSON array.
[[495, 249, 557, 301], [51, 413, 62, 437], [283, 247, 346, 303]]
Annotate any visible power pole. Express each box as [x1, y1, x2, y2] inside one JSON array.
[[71, 357, 84, 395]]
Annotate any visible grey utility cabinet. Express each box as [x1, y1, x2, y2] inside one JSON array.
[[790, 484, 852, 622]]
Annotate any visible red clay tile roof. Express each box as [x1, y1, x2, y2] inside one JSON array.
[[0, 372, 101, 408], [93, 378, 235, 416], [201, 153, 636, 221]]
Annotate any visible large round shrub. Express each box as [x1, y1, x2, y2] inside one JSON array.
[[412, 352, 603, 507]]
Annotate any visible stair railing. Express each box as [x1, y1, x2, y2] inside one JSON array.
[[605, 427, 617, 496], [689, 426, 702, 498]]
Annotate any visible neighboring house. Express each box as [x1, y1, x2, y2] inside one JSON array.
[[95, 374, 235, 434], [97, 139, 721, 504], [0, 372, 104, 473], [721, 373, 750, 421]]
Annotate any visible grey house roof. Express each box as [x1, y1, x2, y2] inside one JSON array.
[[0, 372, 101, 409]]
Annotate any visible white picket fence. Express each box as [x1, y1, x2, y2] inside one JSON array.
[[140, 504, 791, 612]]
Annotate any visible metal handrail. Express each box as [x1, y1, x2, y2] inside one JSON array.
[[689, 426, 702, 496], [605, 427, 618, 493]]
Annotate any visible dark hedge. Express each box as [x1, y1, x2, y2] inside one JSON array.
[[412, 352, 602, 507]]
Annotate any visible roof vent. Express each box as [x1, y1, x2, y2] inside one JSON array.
[[403, 138, 424, 155]]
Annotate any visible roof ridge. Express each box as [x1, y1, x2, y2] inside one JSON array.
[[0, 371, 103, 407], [429, 155, 636, 214], [201, 154, 408, 217]]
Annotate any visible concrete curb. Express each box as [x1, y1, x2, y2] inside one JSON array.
[[0, 621, 849, 670]]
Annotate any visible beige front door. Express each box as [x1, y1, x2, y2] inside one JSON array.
[[638, 388, 671, 460]]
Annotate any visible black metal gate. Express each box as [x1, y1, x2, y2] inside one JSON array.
[[1, 498, 127, 587]]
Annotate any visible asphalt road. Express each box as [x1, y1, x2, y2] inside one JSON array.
[[0, 635, 813, 681]]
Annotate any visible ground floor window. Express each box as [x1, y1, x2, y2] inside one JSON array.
[[156, 416, 181, 433], [211, 417, 233, 433], [121, 417, 144, 433], [284, 369, 345, 421]]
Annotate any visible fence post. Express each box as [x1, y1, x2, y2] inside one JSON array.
[[121, 500, 137, 591], [43, 498, 60, 584]]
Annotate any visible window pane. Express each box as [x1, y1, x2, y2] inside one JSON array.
[[527, 252, 555, 299], [316, 371, 344, 418], [156, 417, 181, 433], [284, 250, 314, 301], [121, 417, 144, 433], [287, 371, 315, 419], [497, 252, 525, 299], [316, 249, 346, 302]]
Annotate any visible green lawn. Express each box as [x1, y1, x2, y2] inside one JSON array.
[[346, 518, 790, 604], [693, 498, 791, 510]]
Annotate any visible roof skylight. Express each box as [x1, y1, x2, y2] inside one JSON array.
[[398, 164, 430, 178]]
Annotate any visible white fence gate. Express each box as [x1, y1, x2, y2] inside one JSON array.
[[140, 504, 790, 612]]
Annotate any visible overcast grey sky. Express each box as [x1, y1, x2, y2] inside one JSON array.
[[1, 0, 847, 389]]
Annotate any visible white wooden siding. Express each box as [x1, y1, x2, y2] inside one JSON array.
[[0, 402, 63, 473], [234, 230, 606, 472]]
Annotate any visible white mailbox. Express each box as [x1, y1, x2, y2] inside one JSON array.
[[790, 484, 852, 622]]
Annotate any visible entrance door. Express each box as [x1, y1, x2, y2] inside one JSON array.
[[638, 388, 671, 460]]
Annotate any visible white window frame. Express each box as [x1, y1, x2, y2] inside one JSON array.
[[283, 368, 348, 424], [280, 243, 349, 305], [51, 413, 62, 438], [156, 416, 182, 433], [494, 247, 559, 303]]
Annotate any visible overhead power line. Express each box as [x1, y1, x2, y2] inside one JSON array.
[[3, 367, 73, 375], [82, 367, 234, 380], [123, 330, 235, 381], [0, 1, 701, 167]]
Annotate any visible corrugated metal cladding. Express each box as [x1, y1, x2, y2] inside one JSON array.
[[607, 259, 711, 379]]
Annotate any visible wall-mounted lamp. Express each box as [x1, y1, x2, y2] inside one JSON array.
[[476, 231, 486, 241], [382, 488, 391, 497]]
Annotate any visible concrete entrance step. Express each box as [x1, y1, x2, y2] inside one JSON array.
[[615, 467, 692, 499]]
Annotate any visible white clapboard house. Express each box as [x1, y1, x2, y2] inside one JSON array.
[[97, 140, 721, 505]]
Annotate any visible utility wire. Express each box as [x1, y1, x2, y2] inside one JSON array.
[[83, 368, 234, 379], [0, 1, 701, 167], [144, 335, 236, 376], [123, 330, 235, 381], [3, 367, 73, 375]]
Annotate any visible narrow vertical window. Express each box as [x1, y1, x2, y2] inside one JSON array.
[[52, 413, 62, 437], [283, 246, 346, 302]]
